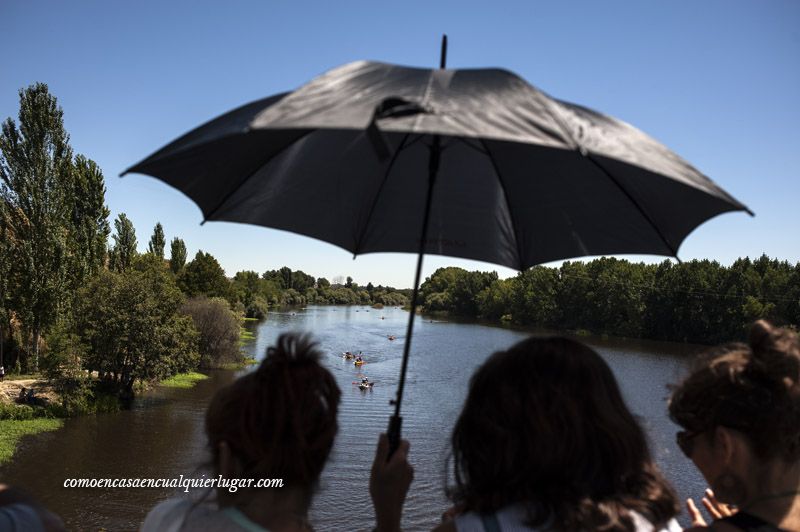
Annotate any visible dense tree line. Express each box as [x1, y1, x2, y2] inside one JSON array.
[[421, 257, 800, 344]]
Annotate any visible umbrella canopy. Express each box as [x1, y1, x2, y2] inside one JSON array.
[[123, 53, 751, 451], [124, 60, 750, 270]]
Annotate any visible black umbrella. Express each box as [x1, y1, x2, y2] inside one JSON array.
[[123, 37, 751, 452]]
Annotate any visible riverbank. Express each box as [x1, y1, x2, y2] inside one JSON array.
[[160, 371, 209, 388], [0, 418, 63, 465], [0, 368, 225, 466]]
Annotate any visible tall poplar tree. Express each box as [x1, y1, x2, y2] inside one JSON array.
[[110, 213, 137, 273], [148, 222, 165, 259], [69, 155, 110, 277], [169, 237, 187, 274], [0, 83, 74, 370], [0, 200, 12, 369]]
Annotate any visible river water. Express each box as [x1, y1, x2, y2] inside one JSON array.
[[0, 305, 709, 530]]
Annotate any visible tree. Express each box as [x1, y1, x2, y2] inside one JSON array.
[[292, 270, 316, 292], [317, 277, 330, 289], [346, 276, 353, 289], [231, 270, 273, 317], [148, 222, 166, 258], [180, 297, 242, 368], [68, 155, 110, 279], [279, 266, 293, 290], [178, 251, 230, 298], [169, 237, 187, 274], [109, 213, 137, 273], [0, 199, 12, 370], [76, 255, 199, 396], [0, 83, 75, 370]]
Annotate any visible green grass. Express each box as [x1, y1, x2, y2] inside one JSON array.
[[0, 418, 63, 465], [220, 357, 259, 370], [160, 371, 209, 389], [238, 327, 256, 347]]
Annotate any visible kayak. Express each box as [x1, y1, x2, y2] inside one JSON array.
[[342, 352, 355, 360], [354, 360, 364, 366], [359, 382, 374, 390]]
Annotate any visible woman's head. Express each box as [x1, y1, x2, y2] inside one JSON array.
[[669, 320, 800, 497], [450, 336, 677, 530], [206, 333, 340, 496]]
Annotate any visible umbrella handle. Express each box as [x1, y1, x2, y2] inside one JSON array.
[[387, 414, 403, 460]]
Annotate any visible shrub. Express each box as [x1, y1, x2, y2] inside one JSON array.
[[181, 297, 243, 369]]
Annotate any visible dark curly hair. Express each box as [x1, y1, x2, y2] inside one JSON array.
[[669, 320, 800, 462], [205, 333, 341, 490], [449, 336, 679, 531]]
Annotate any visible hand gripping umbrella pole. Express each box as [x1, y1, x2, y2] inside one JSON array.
[[387, 35, 447, 458]]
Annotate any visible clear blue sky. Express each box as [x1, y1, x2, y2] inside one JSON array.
[[2, 1, 798, 288]]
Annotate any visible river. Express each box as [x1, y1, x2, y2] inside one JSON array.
[[0, 305, 709, 530]]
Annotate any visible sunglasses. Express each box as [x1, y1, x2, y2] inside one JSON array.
[[676, 430, 703, 457]]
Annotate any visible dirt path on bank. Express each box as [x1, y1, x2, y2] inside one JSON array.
[[0, 379, 57, 405]]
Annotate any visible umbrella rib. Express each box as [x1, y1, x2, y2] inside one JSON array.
[[455, 137, 488, 155], [478, 139, 526, 271], [538, 101, 680, 259], [352, 132, 415, 256], [200, 129, 314, 224], [585, 153, 679, 258]]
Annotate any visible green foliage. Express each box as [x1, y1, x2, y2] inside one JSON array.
[[0, 417, 63, 465], [420, 267, 496, 316], [148, 222, 166, 258], [160, 371, 208, 389], [231, 270, 274, 318], [420, 257, 799, 344], [75, 256, 199, 394], [109, 213, 137, 273], [292, 270, 316, 292], [180, 296, 242, 369], [233, 268, 408, 309], [68, 155, 110, 281], [178, 250, 230, 298], [0, 83, 76, 370], [169, 237, 187, 274]]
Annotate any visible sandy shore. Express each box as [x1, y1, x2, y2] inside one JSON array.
[[0, 379, 58, 405]]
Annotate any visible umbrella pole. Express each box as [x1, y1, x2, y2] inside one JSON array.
[[387, 134, 442, 457]]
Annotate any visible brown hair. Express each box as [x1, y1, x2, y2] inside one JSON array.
[[449, 336, 678, 531], [669, 320, 800, 462], [205, 333, 340, 488]]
